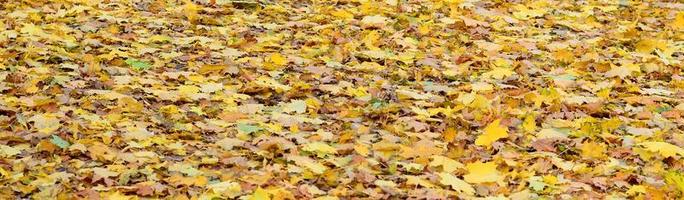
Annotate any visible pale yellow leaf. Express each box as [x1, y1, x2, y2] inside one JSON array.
[[438, 172, 475, 195]]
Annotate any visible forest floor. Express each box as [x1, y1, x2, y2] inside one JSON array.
[[1, 0, 684, 199]]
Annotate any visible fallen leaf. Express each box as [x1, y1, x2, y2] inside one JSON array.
[[638, 142, 684, 157], [438, 172, 475, 195], [463, 161, 503, 184], [475, 119, 509, 147]]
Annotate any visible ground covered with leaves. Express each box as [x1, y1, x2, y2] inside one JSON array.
[[1, 0, 684, 199]]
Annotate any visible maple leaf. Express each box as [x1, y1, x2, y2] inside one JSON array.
[[429, 155, 464, 173], [438, 172, 475, 195], [3, 0, 684, 198], [20, 23, 44, 35], [463, 161, 503, 184], [198, 64, 225, 75], [269, 53, 287, 66], [634, 39, 665, 54], [106, 191, 133, 200], [208, 181, 242, 198], [482, 67, 515, 80], [580, 141, 606, 159], [638, 142, 684, 157], [605, 62, 640, 78], [0, 145, 20, 158], [401, 139, 443, 158], [287, 155, 327, 174], [283, 100, 307, 114], [92, 167, 119, 182], [672, 12, 684, 30], [302, 142, 337, 157], [29, 113, 61, 135], [331, 10, 354, 20], [665, 171, 684, 194], [475, 119, 508, 147], [183, 0, 200, 23], [361, 15, 388, 28]]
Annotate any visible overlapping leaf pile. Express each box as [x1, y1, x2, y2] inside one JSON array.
[[1, 0, 684, 199]]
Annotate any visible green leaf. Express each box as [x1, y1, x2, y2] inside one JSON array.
[[237, 123, 261, 134], [125, 58, 152, 70], [50, 135, 70, 149]]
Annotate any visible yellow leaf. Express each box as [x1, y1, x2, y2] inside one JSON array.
[[396, 89, 430, 100], [302, 142, 337, 157], [283, 99, 307, 114], [552, 49, 574, 62], [471, 82, 493, 93], [345, 86, 369, 98], [605, 62, 640, 78], [475, 119, 508, 147], [313, 196, 340, 200], [208, 181, 242, 198], [0, 145, 21, 158], [20, 23, 44, 35], [354, 143, 370, 156], [536, 128, 567, 139], [124, 126, 154, 141], [430, 155, 464, 173], [482, 67, 515, 79], [463, 161, 503, 184], [580, 141, 606, 159], [107, 191, 134, 200], [634, 39, 666, 54], [356, 62, 386, 73], [638, 142, 684, 157], [269, 53, 287, 66], [438, 172, 475, 195], [443, 127, 457, 143], [405, 175, 437, 188], [626, 185, 647, 196], [673, 12, 684, 30], [255, 76, 292, 92], [360, 50, 390, 59], [178, 85, 200, 97], [183, 0, 200, 23], [374, 180, 397, 188], [29, 113, 61, 134], [665, 171, 684, 194], [512, 5, 547, 20], [118, 97, 143, 113], [200, 82, 224, 93], [361, 15, 388, 28], [522, 114, 536, 133], [148, 35, 172, 43], [248, 187, 271, 200], [401, 139, 443, 159], [363, 31, 381, 50], [198, 64, 225, 75], [93, 167, 119, 179], [418, 23, 431, 35], [288, 155, 327, 174], [331, 10, 354, 20]]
